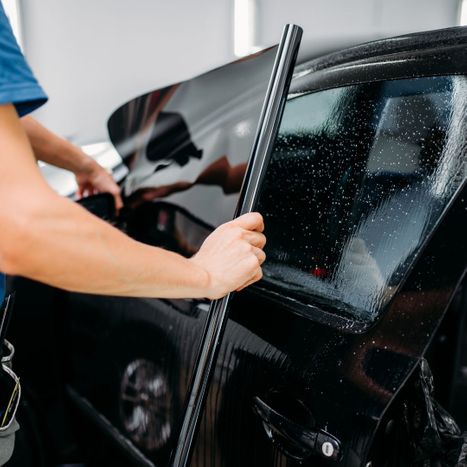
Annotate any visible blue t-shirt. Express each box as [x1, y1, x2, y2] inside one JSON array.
[[0, 2, 48, 303]]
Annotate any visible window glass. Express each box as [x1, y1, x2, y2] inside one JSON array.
[[257, 76, 467, 322]]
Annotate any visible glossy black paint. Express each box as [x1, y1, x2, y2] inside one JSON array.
[[291, 26, 467, 94], [8, 26, 467, 467]]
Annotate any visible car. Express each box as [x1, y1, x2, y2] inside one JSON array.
[[8, 25, 467, 467]]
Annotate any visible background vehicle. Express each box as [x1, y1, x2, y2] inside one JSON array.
[[8, 26, 467, 466]]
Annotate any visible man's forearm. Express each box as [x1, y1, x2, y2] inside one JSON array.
[[1, 191, 209, 298], [21, 116, 95, 174], [1, 104, 265, 300], [1, 105, 208, 298]]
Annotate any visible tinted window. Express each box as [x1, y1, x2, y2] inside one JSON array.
[[257, 76, 467, 323], [108, 47, 279, 256]]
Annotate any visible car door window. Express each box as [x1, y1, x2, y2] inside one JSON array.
[[257, 76, 467, 323]]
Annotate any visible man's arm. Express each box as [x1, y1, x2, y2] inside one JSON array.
[[0, 104, 265, 299], [21, 116, 123, 209]]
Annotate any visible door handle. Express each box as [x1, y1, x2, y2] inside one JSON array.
[[253, 396, 341, 461]]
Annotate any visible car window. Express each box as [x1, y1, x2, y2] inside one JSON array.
[[257, 76, 467, 323]]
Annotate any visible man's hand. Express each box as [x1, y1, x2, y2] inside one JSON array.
[[189, 212, 266, 299], [21, 116, 123, 210], [75, 158, 123, 210]]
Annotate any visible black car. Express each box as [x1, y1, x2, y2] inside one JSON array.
[[8, 25, 467, 467]]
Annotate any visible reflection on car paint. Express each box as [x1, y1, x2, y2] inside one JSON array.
[[119, 358, 172, 452]]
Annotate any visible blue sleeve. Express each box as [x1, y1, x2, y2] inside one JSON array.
[[0, 2, 47, 116]]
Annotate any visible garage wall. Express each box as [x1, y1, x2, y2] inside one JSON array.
[[19, 0, 461, 145], [20, 0, 232, 144], [257, 0, 460, 61], [258, 0, 460, 45]]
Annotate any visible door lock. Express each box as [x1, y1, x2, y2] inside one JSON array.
[[253, 396, 341, 461]]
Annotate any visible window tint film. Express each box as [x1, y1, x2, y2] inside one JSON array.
[[257, 76, 467, 323], [108, 47, 279, 256]]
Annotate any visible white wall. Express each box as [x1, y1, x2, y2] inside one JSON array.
[[20, 0, 233, 144], [19, 0, 461, 145], [257, 0, 460, 62]]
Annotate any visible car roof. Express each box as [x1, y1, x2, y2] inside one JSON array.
[[291, 25, 467, 94]]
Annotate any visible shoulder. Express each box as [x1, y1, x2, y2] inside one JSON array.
[[0, 3, 48, 116]]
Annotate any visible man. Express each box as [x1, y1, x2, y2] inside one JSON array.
[[0, 115, 125, 302], [0, 2, 265, 463], [0, 4, 265, 300]]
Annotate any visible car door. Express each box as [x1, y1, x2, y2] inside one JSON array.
[[60, 44, 292, 467], [182, 71, 467, 466]]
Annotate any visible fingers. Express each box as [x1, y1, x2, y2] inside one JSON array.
[[231, 212, 264, 232], [243, 231, 266, 249], [77, 171, 123, 211], [252, 246, 266, 265], [229, 213, 266, 249], [77, 183, 91, 199], [107, 184, 124, 211], [113, 192, 124, 211], [236, 268, 263, 291], [101, 182, 123, 210], [235, 250, 265, 292]]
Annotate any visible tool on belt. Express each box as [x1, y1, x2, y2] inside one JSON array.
[[0, 294, 20, 432]]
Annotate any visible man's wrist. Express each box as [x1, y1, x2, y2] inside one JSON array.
[[187, 256, 212, 298], [73, 151, 99, 176]]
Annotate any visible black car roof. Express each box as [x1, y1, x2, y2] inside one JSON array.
[[291, 25, 467, 94]]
